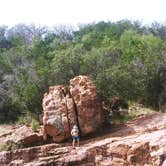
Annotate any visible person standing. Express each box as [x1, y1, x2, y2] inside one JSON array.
[[71, 125, 79, 148]]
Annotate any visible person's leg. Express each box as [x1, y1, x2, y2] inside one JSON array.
[[77, 138, 80, 147], [72, 138, 75, 148]]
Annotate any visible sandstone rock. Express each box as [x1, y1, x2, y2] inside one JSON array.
[[5, 125, 42, 145], [0, 143, 61, 165], [0, 125, 42, 150], [70, 75, 102, 135], [42, 75, 103, 142], [0, 113, 166, 165], [42, 85, 77, 142]]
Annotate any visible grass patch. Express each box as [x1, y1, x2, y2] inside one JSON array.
[[31, 119, 39, 132], [0, 141, 24, 151], [110, 105, 155, 125], [0, 141, 42, 152], [18, 113, 40, 132], [110, 115, 134, 125]]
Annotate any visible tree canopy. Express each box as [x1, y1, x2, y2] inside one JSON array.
[[1, 20, 166, 122]]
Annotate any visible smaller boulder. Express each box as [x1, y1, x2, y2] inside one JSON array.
[[5, 125, 42, 145]]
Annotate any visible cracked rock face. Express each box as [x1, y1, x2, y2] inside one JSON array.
[[42, 75, 103, 142], [0, 113, 166, 166]]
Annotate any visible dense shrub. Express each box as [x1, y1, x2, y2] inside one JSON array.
[[1, 21, 166, 123]]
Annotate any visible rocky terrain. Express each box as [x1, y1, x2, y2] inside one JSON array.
[[0, 112, 165, 166], [0, 75, 166, 165]]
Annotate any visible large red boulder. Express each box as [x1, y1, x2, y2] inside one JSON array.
[[42, 76, 103, 142], [42, 85, 76, 142], [70, 75, 103, 134]]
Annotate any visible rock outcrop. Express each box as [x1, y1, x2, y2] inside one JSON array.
[[70, 76, 102, 135], [5, 125, 42, 145], [0, 125, 42, 145], [42, 75, 103, 142], [42, 85, 76, 142], [0, 113, 166, 165], [0, 125, 43, 152]]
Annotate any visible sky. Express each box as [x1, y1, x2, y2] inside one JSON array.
[[0, 0, 166, 27]]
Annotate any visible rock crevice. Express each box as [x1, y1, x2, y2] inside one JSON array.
[[71, 93, 82, 135], [42, 75, 103, 142]]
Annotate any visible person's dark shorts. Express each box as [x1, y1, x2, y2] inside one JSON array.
[[72, 136, 80, 140]]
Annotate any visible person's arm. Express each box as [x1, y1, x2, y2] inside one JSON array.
[[76, 129, 79, 136], [71, 129, 73, 136]]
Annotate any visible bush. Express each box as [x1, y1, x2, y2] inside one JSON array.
[[18, 113, 32, 125], [109, 104, 155, 125], [0, 141, 23, 151], [31, 119, 39, 132], [0, 97, 22, 123], [18, 113, 39, 132]]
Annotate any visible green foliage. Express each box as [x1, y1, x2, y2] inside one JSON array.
[[50, 44, 85, 84], [0, 142, 18, 151], [31, 119, 39, 132], [18, 112, 39, 131], [0, 97, 21, 123], [110, 105, 155, 125], [18, 114, 32, 125], [0, 141, 24, 151], [1, 21, 166, 123], [18, 112, 38, 125]]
